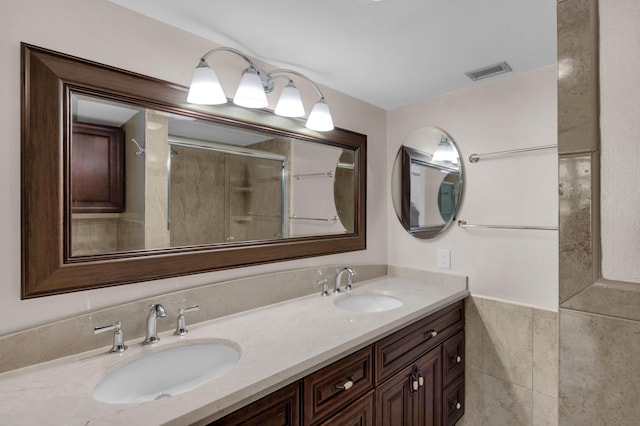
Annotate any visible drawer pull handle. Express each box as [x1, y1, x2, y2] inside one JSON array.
[[336, 378, 354, 391], [425, 330, 438, 339]]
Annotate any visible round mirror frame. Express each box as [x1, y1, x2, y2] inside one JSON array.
[[391, 127, 463, 239]]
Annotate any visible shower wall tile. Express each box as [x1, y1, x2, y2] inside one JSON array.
[[533, 311, 559, 397], [457, 367, 483, 426], [464, 296, 483, 371], [462, 296, 558, 426], [483, 374, 533, 426], [482, 298, 533, 389], [533, 391, 558, 426], [557, 0, 599, 155], [558, 154, 595, 303], [144, 110, 170, 249], [559, 309, 640, 425]]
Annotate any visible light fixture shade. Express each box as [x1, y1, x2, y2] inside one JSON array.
[[274, 82, 305, 117], [432, 139, 458, 164], [187, 62, 227, 105], [305, 100, 334, 132], [233, 68, 268, 108]]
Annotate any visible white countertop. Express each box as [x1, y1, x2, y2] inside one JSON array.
[[0, 276, 468, 425]]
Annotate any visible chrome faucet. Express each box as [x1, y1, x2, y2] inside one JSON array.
[[334, 267, 357, 294], [143, 304, 167, 345]]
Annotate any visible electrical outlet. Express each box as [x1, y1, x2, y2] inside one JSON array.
[[438, 249, 451, 270]]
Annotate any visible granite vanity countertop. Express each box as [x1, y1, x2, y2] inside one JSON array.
[[0, 276, 468, 425]]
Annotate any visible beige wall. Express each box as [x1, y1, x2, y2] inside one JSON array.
[[387, 65, 559, 310], [0, 0, 387, 336]]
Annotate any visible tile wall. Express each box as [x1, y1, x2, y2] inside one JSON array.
[[557, 0, 640, 424], [460, 296, 558, 426]]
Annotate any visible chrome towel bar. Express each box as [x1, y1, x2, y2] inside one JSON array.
[[290, 215, 338, 222], [457, 220, 557, 231], [293, 171, 334, 179], [468, 144, 556, 163]]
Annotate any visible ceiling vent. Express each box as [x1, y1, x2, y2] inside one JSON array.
[[465, 61, 512, 81]]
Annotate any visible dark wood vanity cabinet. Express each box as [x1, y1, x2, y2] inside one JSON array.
[[209, 301, 465, 426]]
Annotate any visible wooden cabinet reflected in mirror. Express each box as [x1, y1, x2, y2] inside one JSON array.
[[21, 43, 367, 298], [71, 122, 124, 214]]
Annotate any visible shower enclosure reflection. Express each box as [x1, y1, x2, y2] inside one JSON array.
[[70, 93, 355, 256]]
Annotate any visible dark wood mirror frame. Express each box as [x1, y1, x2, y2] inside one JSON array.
[[21, 43, 367, 298]]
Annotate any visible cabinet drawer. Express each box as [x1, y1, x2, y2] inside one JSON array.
[[442, 331, 465, 388], [209, 381, 301, 426], [304, 346, 374, 425], [443, 375, 465, 426], [320, 391, 375, 426], [375, 301, 464, 384]]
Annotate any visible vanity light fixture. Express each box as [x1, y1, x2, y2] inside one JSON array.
[[432, 137, 459, 165], [187, 46, 334, 132]]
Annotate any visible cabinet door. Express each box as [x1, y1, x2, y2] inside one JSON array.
[[320, 391, 375, 426], [71, 122, 124, 213], [376, 348, 441, 426], [209, 381, 300, 426]]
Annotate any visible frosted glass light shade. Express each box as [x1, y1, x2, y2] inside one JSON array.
[[233, 68, 268, 108], [432, 140, 458, 164], [305, 100, 334, 132], [274, 82, 305, 117], [187, 62, 227, 105]]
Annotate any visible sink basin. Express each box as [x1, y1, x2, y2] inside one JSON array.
[[93, 342, 240, 404], [334, 292, 403, 313]]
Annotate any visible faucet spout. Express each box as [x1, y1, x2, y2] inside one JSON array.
[[334, 267, 357, 294], [143, 304, 167, 345]]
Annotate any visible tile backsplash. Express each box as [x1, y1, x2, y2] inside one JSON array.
[[0, 264, 389, 373]]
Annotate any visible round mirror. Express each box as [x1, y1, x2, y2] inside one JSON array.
[[391, 127, 463, 239]]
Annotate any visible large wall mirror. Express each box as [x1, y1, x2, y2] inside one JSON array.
[[21, 44, 366, 298], [391, 127, 463, 239]]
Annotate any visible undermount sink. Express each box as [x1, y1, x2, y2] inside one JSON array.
[[93, 341, 240, 404], [334, 292, 403, 313]]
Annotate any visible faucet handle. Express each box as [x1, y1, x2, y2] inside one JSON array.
[[318, 278, 330, 297], [345, 268, 357, 291], [94, 321, 127, 353], [174, 305, 199, 336]]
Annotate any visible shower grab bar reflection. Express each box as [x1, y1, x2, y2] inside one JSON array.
[[457, 220, 557, 231], [468, 144, 556, 163], [290, 215, 339, 222], [293, 171, 334, 179]]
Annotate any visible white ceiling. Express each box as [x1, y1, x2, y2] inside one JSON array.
[[110, 0, 556, 110]]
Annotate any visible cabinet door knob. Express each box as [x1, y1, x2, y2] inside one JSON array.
[[336, 379, 354, 390], [412, 380, 419, 391], [418, 376, 424, 387], [456, 355, 462, 363], [456, 402, 462, 410]]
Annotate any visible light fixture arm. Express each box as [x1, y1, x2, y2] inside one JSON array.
[[200, 46, 256, 68], [268, 69, 326, 101], [199, 47, 274, 92]]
